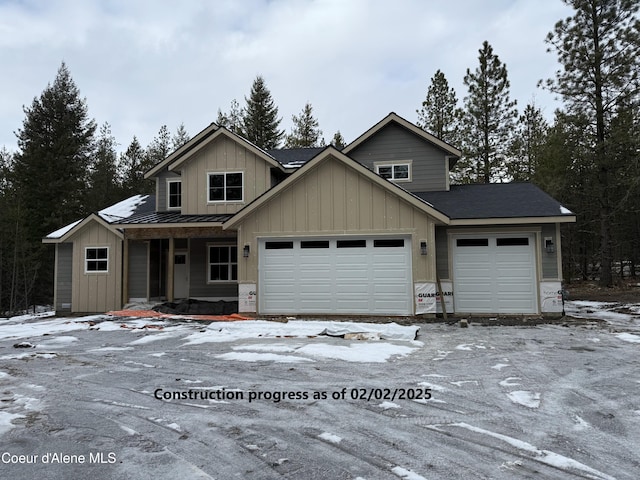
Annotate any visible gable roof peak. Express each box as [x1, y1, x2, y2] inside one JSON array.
[[343, 111, 461, 158]]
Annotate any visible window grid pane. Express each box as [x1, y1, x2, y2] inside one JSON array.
[[208, 173, 243, 202], [209, 246, 238, 282]]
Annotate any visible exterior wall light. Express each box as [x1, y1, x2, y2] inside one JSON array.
[[420, 241, 428, 255], [243, 244, 250, 258], [545, 238, 555, 254]]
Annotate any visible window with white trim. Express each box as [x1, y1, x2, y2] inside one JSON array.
[[208, 172, 243, 202], [167, 179, 182, 209], [375, 163, 411, 181], [85, 247, 109, 273], [208, 245, 238, 282]]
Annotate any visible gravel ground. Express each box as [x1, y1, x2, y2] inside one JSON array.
[[0, 304, 639, 480]]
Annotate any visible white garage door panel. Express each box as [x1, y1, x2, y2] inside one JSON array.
[[260, 237, 412, 315], [453, 235, 537, 314]]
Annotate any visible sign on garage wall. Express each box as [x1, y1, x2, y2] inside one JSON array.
[[414, 283, 436, 314], [540, 281, 563, 313], [239, 283, 257, 313], [415, 282, 455, 315]]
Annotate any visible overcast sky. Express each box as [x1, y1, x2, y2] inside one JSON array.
[[0, 0, 574, 154]]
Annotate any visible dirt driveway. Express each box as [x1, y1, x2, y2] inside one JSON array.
[[0, 310, 638, 479]]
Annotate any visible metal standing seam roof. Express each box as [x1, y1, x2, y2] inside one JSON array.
[[414, 183, 575, 219], [114, 211, 234, 225]]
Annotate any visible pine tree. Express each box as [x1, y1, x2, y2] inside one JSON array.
[[147, 125, 171, 166], [216, 99, 244, 134], [242, 76, 284, 149], [120, 136, 154, 195], [508, 103, 549, 181], [542, 0, 640, 286], [331, 131, 346, 149], [285, 102, 324, 148], [171, 123, 191, 151], [12, 62, 96, 304], [456, 41, 518, 184], [416, 69, 462, 144], [87, 122, 121, 212]]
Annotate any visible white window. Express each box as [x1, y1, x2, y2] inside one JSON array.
[[85, 247, 109, 273], [167, 179, 181, 209], [207, 245, 238, 282], [375, 162, 411, 181], [207, 172, 243, 202]]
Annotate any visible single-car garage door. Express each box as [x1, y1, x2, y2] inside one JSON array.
[[259, 237, 412, 315], [452, 234, 537, 314]]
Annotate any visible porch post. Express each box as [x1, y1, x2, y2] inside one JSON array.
[[167, 237, 175, 302], [122, 236, 129, 308]]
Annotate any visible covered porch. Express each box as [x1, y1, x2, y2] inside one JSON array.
[[121, 225, 239, 305]]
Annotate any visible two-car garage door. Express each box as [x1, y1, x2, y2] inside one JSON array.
[[452, 234, 538, 314], [259, 237, 412, 315]]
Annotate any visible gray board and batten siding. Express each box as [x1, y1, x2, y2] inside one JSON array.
[[347, 123, 448, 192], [128, 241, 149, 300], [156, 170, 181, 213], [56, 243, 73, 312], [189, 238, 239, 299]]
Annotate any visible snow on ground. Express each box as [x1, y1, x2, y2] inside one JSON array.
[[0, 301, 638, 479], [565, 300, 640, 330]]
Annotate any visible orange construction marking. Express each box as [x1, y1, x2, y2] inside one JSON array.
[[105, 310, 253, 322]]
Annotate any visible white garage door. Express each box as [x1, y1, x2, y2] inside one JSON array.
[[259, 237, 412, 315], [452, 234, 537, 314]]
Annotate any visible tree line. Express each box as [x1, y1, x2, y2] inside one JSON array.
[[415, 0, 640, 287], [0, 0, 637, 314]]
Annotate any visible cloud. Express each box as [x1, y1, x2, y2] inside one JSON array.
[[0, 0, 573, 152]]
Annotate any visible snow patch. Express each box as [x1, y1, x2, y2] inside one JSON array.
[[0, 411, 25, 436], [499, 377, 521, 387], [448, 423, 615, 480], [45, 219, 82, 239], [215, 352, 313, 363], [507, 390, 541, 408], [297, 342, 416, 363], [318, 432, 342, 444], [560, 206, 573, 215], [491, 363, 510, 370], [616, 333, 640, 343], [99, 194, 149, 222], [232, 344, 300, 353], [183, 320, 419, 345], [391, 466, 428, 480], [379, 401, 401, 410]]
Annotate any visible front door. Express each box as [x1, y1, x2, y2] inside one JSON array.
[[174, 250, 189, 299]]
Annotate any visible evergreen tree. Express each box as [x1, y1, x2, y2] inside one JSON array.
[[456, 41, 518, 184], [508, 103, 549, 181], [216, 99, 244, 134], [147, 125, 171, 166], [12, 62, 96, 304], [542, 0, 640, 286], [120, 136, 154, 195], [171, 123, 191, 151], [331, 131, 346, 149], [87, 122, 121, 212], [285, 102, 324, 148], [416, 69, 462, 144], [242, 76, 284, 149]]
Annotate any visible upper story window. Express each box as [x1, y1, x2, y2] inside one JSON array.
[[208, 172, 243, 202], [375, 162, 411, 182], [167, 179, 182, 209], [85, 247, 109, 273]]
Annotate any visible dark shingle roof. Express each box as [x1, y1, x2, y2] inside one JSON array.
[[415, 183, 574, 219], [267, 147, 326, 168]]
